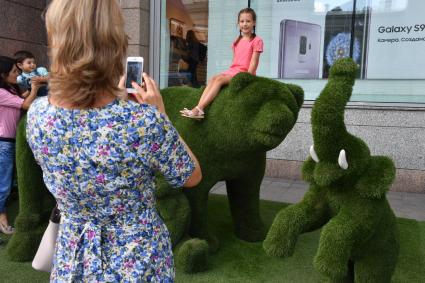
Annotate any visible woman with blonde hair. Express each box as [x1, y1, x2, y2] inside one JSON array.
[[26, 0, 201, 281]]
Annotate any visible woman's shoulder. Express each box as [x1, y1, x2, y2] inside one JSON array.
[[115, 100, 169, 140], [28, 96, 48, 114], [0, 87, 11, 96], [118, 99, 160, 119], [27, 96, 47, 112]]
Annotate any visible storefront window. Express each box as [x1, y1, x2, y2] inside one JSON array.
[[159, 0, 425, 104], [251, 0, 425, 103], [159, 0, 248, 89]]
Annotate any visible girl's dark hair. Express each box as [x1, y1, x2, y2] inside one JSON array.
[[234, 7, 257, 47], [0, 56, 20, 94]]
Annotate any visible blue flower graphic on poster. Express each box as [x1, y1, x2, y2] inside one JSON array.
[[326, 33, 360, 66]]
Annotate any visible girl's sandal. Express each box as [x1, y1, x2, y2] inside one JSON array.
[[180, 106, 205, 119]]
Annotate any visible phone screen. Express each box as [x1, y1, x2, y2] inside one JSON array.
[[125, 61, 143, 89]]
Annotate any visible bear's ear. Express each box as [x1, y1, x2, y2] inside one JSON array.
[[228, 72, 256, 93], [355, 156, 395, 199]]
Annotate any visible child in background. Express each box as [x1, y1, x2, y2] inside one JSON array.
[[14, 50, 49, 97], [0, 56, 39, 234], [180, 7, 263, 119]]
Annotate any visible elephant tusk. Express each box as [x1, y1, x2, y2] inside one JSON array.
[[338, 149, 348, 170], [309, 145, 319, 163]]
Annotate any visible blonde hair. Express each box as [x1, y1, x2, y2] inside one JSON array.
[[45, 0, 128, 107]]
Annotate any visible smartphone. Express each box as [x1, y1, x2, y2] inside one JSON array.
[[125, 57, 144, 93], [278, 20, 321, 79], [322, 1, 371, 78]]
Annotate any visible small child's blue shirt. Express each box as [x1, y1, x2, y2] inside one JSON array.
[[17, 67, 49, 97]]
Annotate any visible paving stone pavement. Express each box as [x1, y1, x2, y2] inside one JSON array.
[[210, 177, 425, 221]]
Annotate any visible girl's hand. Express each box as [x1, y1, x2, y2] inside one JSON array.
[[131, 73, 166, 114]]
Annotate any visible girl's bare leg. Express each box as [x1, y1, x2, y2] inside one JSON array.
[[191, 74, 232, 115], [0, 213, 8, 226]]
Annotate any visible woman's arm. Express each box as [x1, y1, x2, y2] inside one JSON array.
[[21, 81, 40, 110], [247, 51, 261, 74], [178, 136, 202, 188], [131, 73, 202, 188], [21, 90, 30, 98]]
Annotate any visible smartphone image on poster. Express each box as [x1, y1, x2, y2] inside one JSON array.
[[278, 19, 321, 79], [125, 57, 144, 93], [322, 2, 371, 79]]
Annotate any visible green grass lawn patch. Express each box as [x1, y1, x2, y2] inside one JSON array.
[[1, 194, 424, 282]]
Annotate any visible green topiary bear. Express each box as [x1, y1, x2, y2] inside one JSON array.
[[161, 72, 303, 272], [7, 73, 304, 274], [263, 58, 399, 282]]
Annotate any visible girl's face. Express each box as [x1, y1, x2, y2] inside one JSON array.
[[238, 13, 255, 36], [4, 65, 20, 85]]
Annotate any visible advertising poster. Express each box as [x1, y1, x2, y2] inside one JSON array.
[[270, 0, 425, 79], [367, 0, 425, 79], [271, 0, 323, 79]]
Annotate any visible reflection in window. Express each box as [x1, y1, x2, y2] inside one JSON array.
[[165, 0, 209, 88]]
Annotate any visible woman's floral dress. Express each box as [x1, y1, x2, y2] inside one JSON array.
[[27, 97, 195, 282]]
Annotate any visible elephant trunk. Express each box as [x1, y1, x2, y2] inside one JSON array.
[[311, 59, 357, 161]]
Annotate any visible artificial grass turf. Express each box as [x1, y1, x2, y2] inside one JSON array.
[[0, 194, 424, 282]]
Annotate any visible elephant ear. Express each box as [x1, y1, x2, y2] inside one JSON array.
[[302, 157, 316, 183], [355, 156, 396, 199], [228, 72, 256, 93]]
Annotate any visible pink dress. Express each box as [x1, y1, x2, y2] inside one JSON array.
[[221, 36, 264, 77]]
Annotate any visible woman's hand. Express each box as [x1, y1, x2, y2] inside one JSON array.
[[21, 80, 40, 110], [31, 79, 42, 91], [118, 76, 126, 89], [131, 73, 166, 114], [31, 76, 49, 84]]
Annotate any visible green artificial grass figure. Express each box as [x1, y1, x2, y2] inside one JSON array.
[[263, 58, 399, 282], [7, 72, 304, 274], [160, 72, 303, 272], [6, 117, 55, 261]]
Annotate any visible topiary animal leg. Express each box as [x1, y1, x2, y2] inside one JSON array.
[[174, 237, 209, 273], [6, 116, 51, 261], [184, 180, 220, 253], [225, 176, 266, 242], [264, 184, 329, 257], [313, 200, 382, 281], [353, 231, 399, 283]]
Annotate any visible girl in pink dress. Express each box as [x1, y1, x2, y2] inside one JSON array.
[[181, 7, 263, 119]]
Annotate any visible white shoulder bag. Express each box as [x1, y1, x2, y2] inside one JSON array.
[[32, 207, 60, 272]]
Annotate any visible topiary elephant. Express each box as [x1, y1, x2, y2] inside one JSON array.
[[263, 58, 399, 282], [8, 72, 304, 274]]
